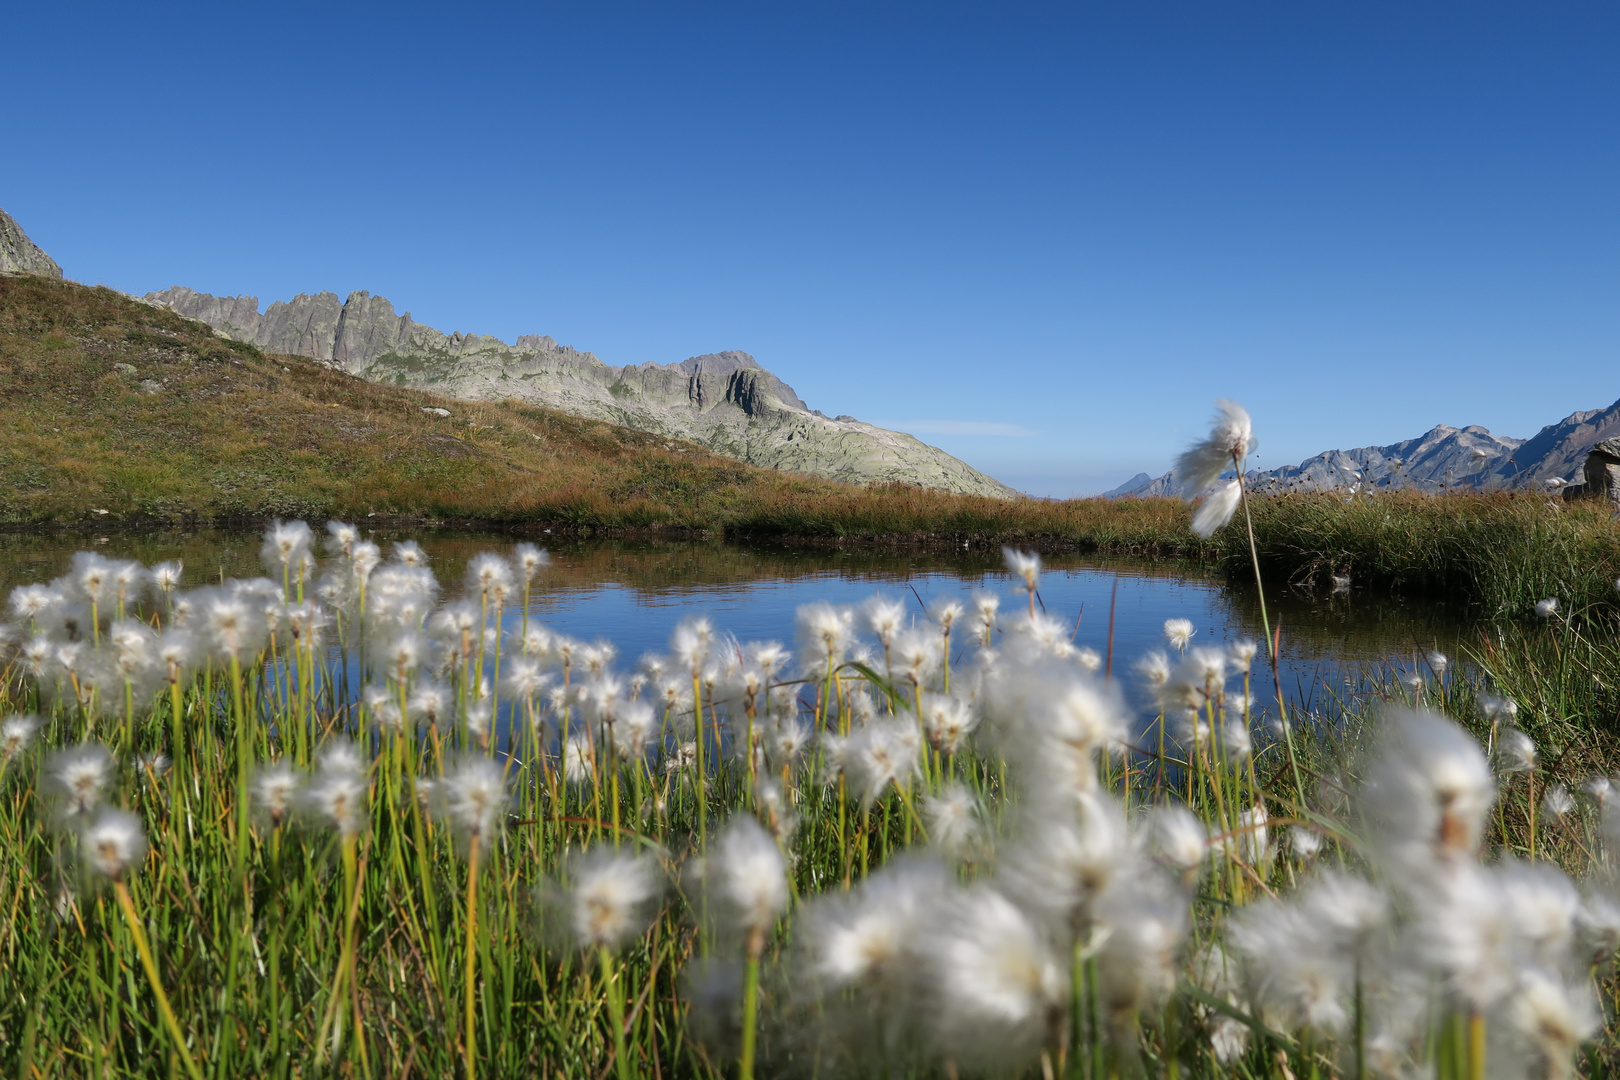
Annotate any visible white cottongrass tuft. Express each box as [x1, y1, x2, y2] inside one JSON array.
[[1508, 967, 1599, 1076], [1135, 650, 1171, 687], [798, 855, 947, 994], [302, 743, 369, 837], [1543, 784, 1575, 821], [1362, 707, 1494, 868], [0, 714, 40, 764], [846, 720, 923, 805], [863, 595, 908, 648], [922, 694, 978, 755], [1289, 826, 1324, 861], [430, 756, 508, 849], [1163, 618, 1194, 652], [260, 519, 315, 577], [670, 614, 715, 670], [562, 848, 662, 951], [1002, 548, 1041, 596], [1535, 597, 1559, 618], [81, 807, 147, 879], [705, 815, 789, 938], [1493, 727, 1537, 775], [512, 542, 551, 582], [795, 601, 851, 670], [923, 784, 980, 853], [1148, 805, 1208, 877], [1175, 399, 1256, 497], [9, 582, 63, 621], [465, 552, 514, 604], [45, 743, 115, 819], [1190, 479, 1243, 538], [150, 561, 184, 595], [928, 597, 965, 635], [924, 885, 1067, 1073], [254, 763, 301, 827]]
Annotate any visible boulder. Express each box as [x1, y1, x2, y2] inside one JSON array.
[[1581, 438, 1620, 505]]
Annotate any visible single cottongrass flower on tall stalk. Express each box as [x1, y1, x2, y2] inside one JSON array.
[[672, 615, 715, 844], [698, 816, 788, 1080], [544, 849, 663, 1080], [427, 755, 510, 1080], [253, 760, 300, 1063], [1494, 727, 1541, 858], [1003, 547, 1041, 618], [304, 745, 371, 1067], [1176, 399, 1308, 809], [44, 742, 114, 821], [513, 541, 550, 637], [260, 519, 315, 600], [1174, 400, 1261, 638], [82, 808, 204, 1080]]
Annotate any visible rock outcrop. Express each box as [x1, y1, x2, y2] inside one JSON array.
[[146, 286, 1018, 498], [0, 209, 63, 279], [1109, 401, 1620, 498], [1580, 437, 1620, 504]]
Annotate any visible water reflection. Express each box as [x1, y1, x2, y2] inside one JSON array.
[[0, 530, 1470, 725]]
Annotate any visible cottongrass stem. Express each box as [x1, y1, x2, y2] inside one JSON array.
[[85, 809, 204, 1080]]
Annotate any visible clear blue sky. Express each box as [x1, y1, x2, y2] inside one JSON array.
[[6, 2, 1617, 496]]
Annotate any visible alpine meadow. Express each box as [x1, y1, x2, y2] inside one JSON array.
[[5, 390, 1620, 1080]]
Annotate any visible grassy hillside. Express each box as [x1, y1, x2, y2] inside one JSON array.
[[9, 274, 1620, 617], [0, 275, 1203, 548]]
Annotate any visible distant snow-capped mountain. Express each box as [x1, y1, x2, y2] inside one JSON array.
[[1108, 399, 1620, 498]]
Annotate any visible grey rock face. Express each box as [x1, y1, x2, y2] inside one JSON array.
[[1111, 403, 1620, 498], [1101, 473, 1156, 498], [1581, 438, 1620, 504], [1247, 423, 1527, 494], [146, 286, 1018, 498], [0, 209, 63, 279]]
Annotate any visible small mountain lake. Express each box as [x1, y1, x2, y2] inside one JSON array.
[[0, 529, 1472, 732]]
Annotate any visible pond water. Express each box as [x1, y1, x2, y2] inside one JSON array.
[[0, 529, 1472, 734]]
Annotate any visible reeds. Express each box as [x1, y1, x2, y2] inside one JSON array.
[[0, 517, 1617, 1078]]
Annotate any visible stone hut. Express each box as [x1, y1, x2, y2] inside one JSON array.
[[1575, 438, 1620, 504]]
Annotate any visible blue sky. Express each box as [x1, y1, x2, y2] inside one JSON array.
[[6, 2, 1617, 495]]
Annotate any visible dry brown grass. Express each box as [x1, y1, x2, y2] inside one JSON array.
[[0, 275, 1211, 553]]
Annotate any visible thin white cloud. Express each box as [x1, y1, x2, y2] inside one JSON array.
[[877, 420, 1036, 437]]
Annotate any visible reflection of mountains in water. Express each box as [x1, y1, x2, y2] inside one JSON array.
[[0, 532, 1469, 667], [0, 531, 1229, 595], [1108, 397, 1620, 497]]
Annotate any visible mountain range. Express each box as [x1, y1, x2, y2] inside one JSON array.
[[1, 205, 1013, 498], [1105, 402, 1620, 497], [141, 286, 1016, 498]]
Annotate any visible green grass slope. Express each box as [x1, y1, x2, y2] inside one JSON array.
[[17, 272, 1611, 617], [0, 275, 1207, 548]]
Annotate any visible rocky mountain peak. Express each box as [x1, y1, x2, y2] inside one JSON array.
[[0, 209, 63, 279], [147, 285, 1016, 498], [678, 350, 759, 375]]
